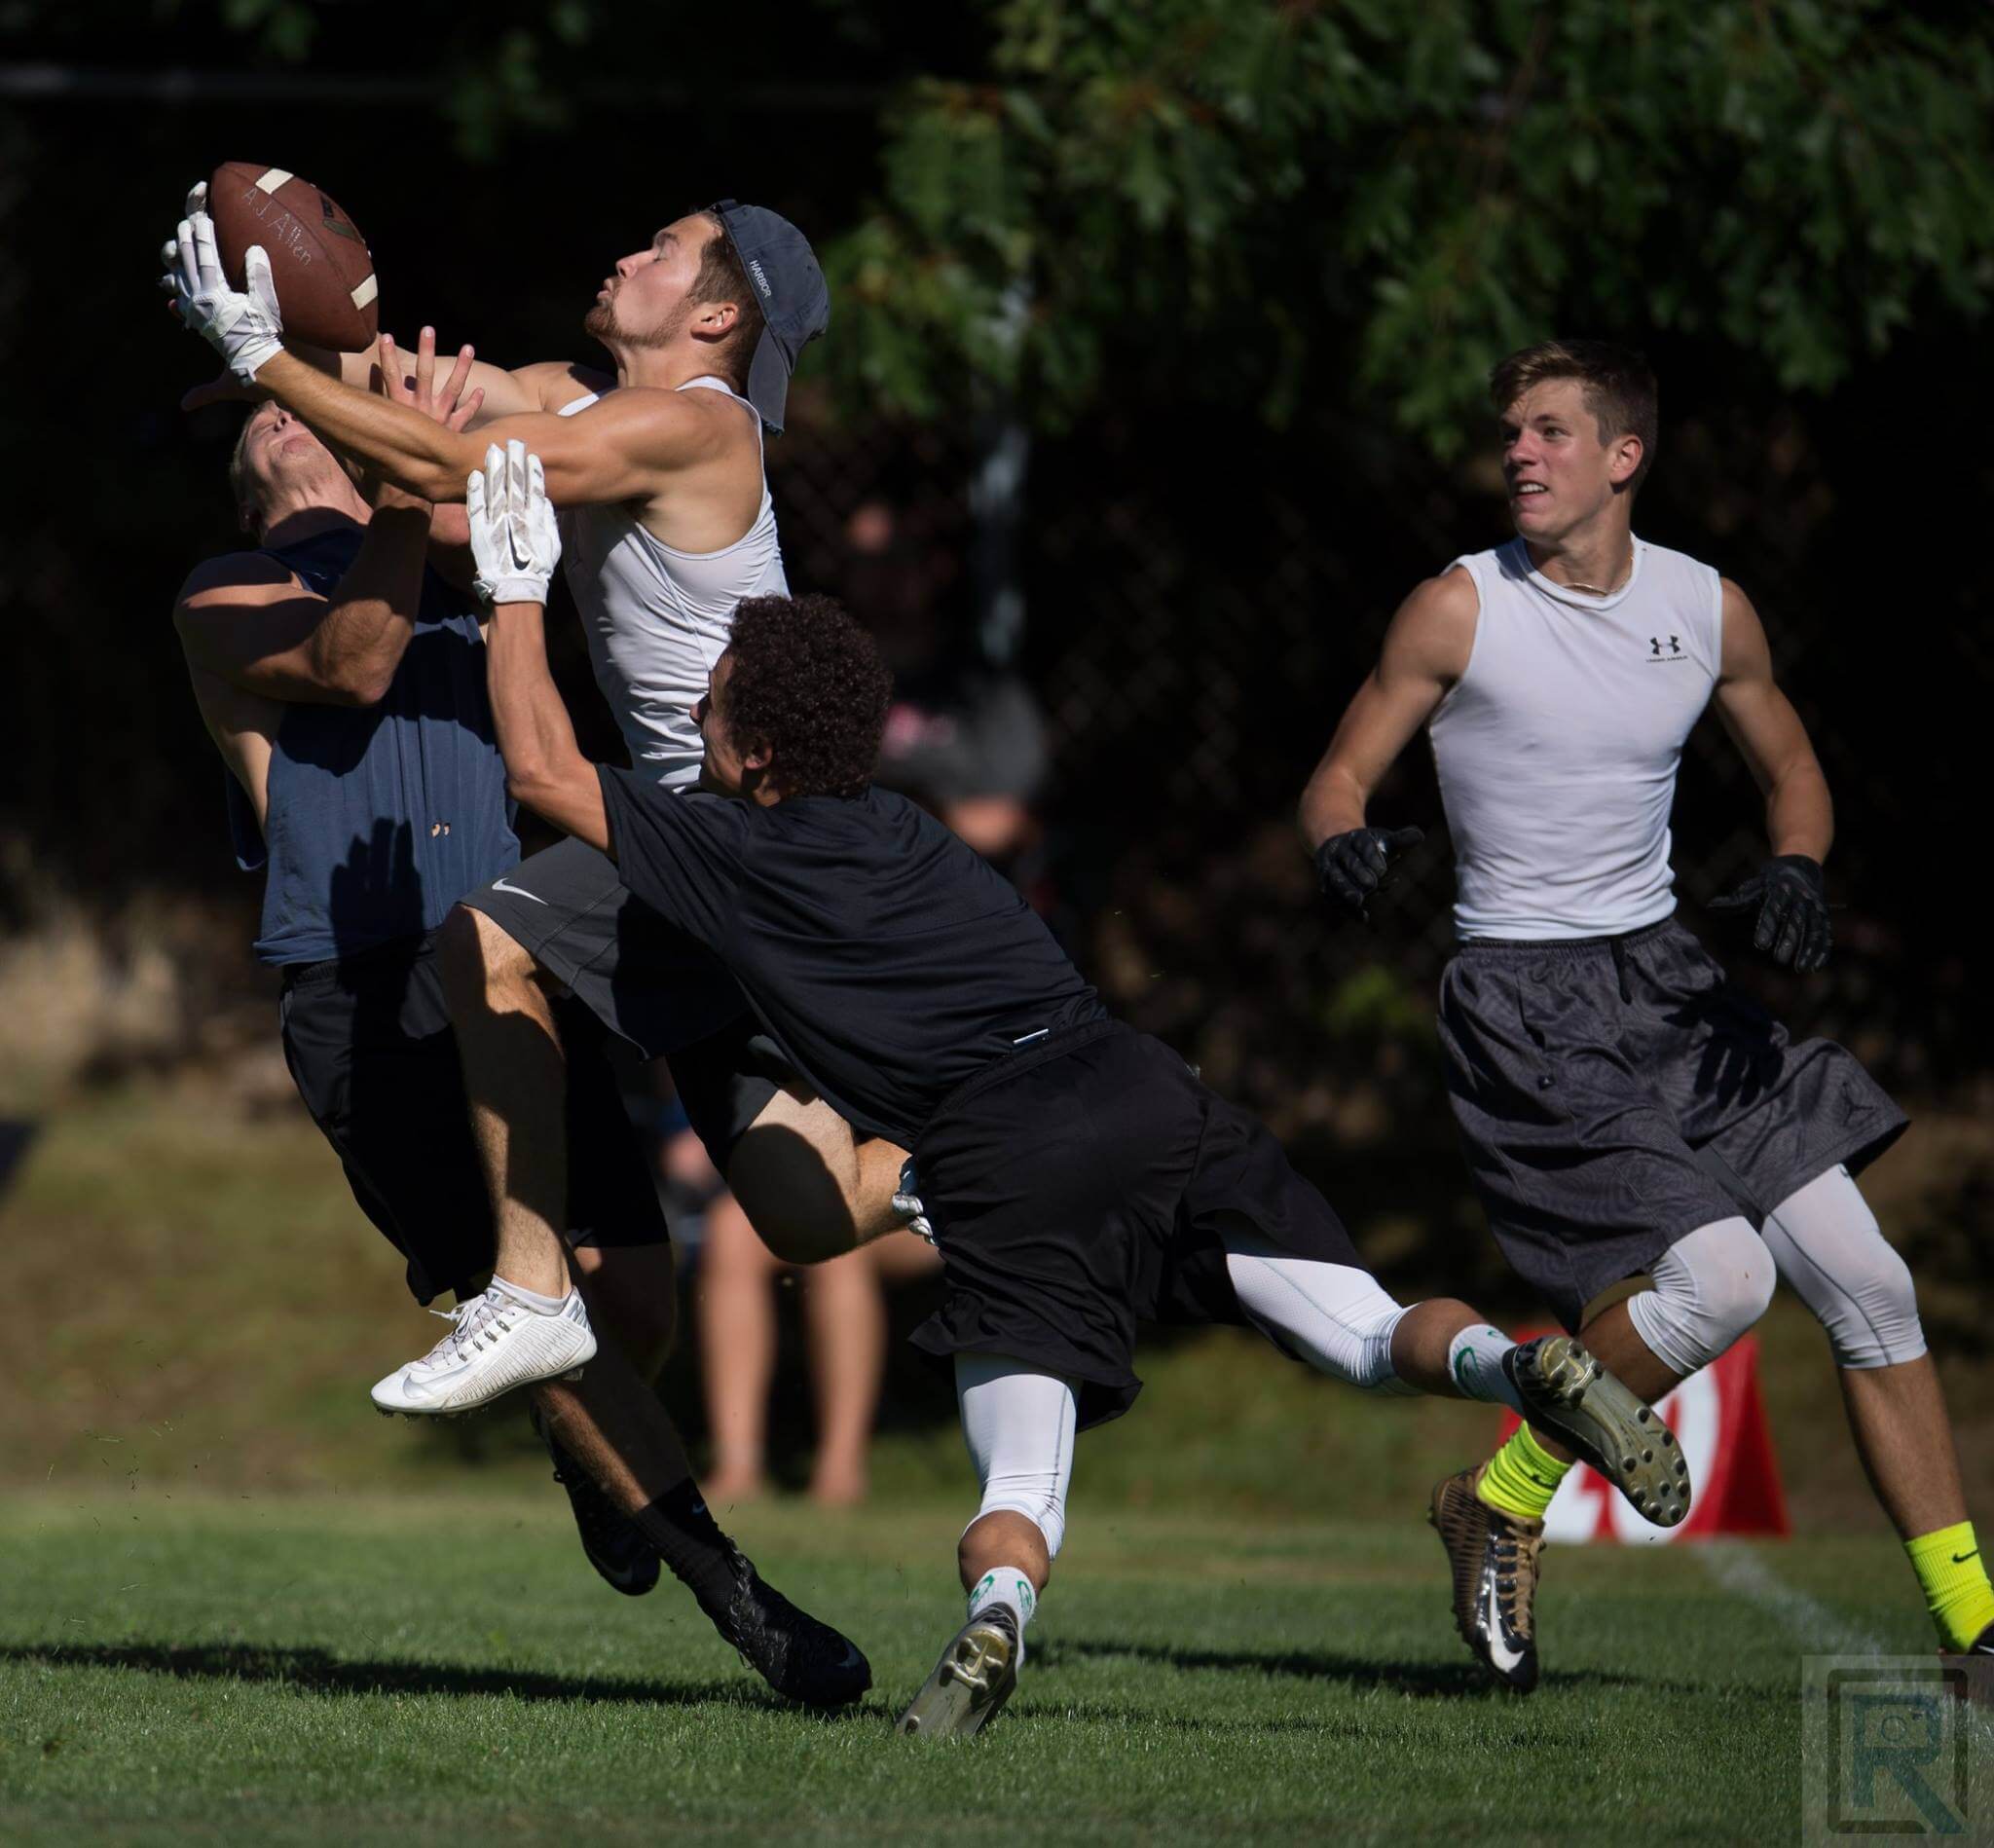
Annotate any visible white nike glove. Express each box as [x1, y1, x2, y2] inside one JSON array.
[[467, 440, 562, 606], [161, 185, 284, 385]]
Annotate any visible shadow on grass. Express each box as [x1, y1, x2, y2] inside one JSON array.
[[1036, 1636, 1662, 1699], [0, 1642, 869, 1719]]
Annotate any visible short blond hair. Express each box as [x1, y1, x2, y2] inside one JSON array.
[[1491, 339, 1658, 492]]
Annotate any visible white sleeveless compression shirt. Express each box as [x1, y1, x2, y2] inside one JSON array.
[[556, 376, 789, 787], [1426, 536, 1722, 941]]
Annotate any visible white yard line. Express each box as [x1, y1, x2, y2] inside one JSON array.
[[1696, 1542, 1891, 1656]]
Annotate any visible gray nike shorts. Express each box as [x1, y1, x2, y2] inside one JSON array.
[[1438, 917, 1906, 1330], [460, 836, 793, 1169]]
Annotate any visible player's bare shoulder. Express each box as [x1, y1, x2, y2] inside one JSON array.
[[1716, 575, 1773, 681], [1383, 565, 1479, 686], [566, 383, 748, 470], [514, 361, 614, 413], [1717, 574, 1759, 628]]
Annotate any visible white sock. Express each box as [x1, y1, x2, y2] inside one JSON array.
[[1445, 1324, 1526, 1415], [488, 1275, 572, 1316], [968, 1564, 1038, 1667]]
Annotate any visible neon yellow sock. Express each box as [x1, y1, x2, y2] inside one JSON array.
[[1475, 1423, 1574, 1524], [1905, 1521, 1994, 1652]]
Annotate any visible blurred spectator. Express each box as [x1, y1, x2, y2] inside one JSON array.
[[652, 1098, 939, 1506], [698, 1195, 939, 1506], [857, 493, 1055, 903]]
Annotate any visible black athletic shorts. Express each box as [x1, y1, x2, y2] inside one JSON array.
[[278, 929, 668, 1306], [459, 834, 791, 1168], [1438, 916, 1908, 1331], [908, 1019, 1365, 1430]]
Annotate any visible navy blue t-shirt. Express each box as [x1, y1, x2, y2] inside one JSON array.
[[598, 769, 1104, 1146], [225, 525, 518, 964]]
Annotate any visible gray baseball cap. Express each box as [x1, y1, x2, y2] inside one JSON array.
[[708, 199, 830, 434]]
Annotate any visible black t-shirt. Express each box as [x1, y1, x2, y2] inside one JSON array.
[[598, 767, 1105, 1146]]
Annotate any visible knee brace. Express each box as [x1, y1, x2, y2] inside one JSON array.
[[1758, 1165, 1926, 1369], [1220, 1234, 1413, 1393], [956, 1354, 1078, 1560], [1625, 1217, 1776, 1379]]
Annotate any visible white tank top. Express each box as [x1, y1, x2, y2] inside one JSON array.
[[1427, 536, 1722, 941], [556, 377, 789, 787]]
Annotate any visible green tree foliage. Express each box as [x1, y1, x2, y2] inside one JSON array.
[[129, 0, 1994, 446], [820, 0, 1994, 449]]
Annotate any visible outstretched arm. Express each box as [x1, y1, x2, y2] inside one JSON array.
[[465, 443, 611, 851], [250, 348, 718, 506], [486, 598, 610, 853], [1710, 578, 1832, 863], [1299, 568, 1476, 844], [165, 204, 700, 505], [182, 339, 603, 427]]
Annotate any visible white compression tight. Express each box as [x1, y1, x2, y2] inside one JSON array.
[[957, 1353, 1079, 1560], [1217, 1230, 1414, 1393], [1623, 1166, 1924, 1378], [956, 1232, 1414, 1557], [1758, 1164, 1926, 1369], [1625, 1216, 1777, 1378]]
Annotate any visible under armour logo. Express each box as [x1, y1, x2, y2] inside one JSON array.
[[1649, 635, 1681, 656]]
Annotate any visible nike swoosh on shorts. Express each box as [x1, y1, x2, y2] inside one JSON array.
[[490, 878, 547, 905]]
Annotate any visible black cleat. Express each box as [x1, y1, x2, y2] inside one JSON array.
[[530, 1404, 659, 1598], [1506, 1335, 1692, 1528], [706, 1548, 871, 1709], [1430, 1467, 1543, 1693], [897, 1606, 1020, 1738]]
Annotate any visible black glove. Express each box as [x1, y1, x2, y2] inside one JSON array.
[[1315, 826, 1424, 922], [1709, 854, 1831, 973]]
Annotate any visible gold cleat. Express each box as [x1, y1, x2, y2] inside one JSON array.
[[1429, 1467, 1544, 1692], [1507, 1335, 1692, 1527], [896, 1608, 1020, 1739]]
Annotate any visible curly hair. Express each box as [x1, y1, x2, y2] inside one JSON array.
[[720, 595, 893, 798]]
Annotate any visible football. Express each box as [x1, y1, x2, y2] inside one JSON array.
[[206, 162, 379, 351]]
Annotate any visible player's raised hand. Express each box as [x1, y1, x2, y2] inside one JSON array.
[[156, 181, 211, 309], [1315, 825, 1425, 923], [466, 441, 561, 608], [161, 203, 284, 385], [1709, 854, 1832, 973], [166, 183, 264, 409], [375, 328, 484, 431]]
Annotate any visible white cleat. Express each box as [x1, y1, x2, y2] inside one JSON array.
[[369, 1285, 596, 1418]]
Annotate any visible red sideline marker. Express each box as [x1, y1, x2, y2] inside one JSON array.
[[1497, 1335, 1791, 1545]]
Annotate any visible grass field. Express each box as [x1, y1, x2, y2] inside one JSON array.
[[10, 1072, 1993, 1527], [5, 1069, 1991, 1840], [0, 1490, 1937, 1845]]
